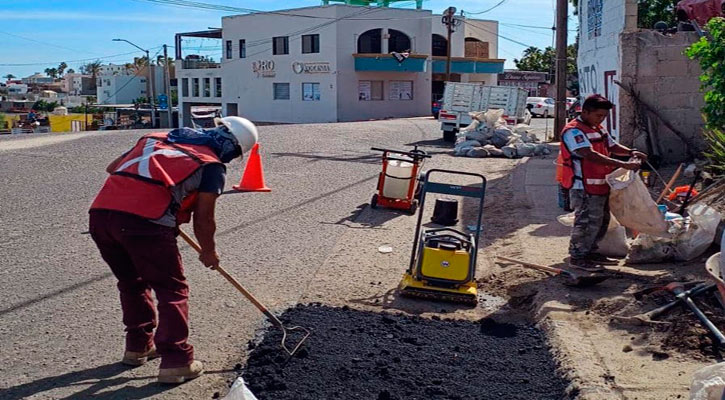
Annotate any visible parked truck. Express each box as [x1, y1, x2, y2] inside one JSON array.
[[438, 83, 529, 142]]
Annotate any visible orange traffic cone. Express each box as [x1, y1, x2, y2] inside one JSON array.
[[233, 143, 271, 192]]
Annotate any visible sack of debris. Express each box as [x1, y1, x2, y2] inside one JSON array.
[[606, 168, 670, 237], [557, 212, 629, 257], [491, 126, 514, 148], [453, 140, 482, 156], [223, 377, 259, 400], [673, 203, 721, 261], [626, 203, 721, 263], [689, 362, 725, 400]]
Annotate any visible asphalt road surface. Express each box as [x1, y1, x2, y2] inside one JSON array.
[[0, 118, 453, 399]]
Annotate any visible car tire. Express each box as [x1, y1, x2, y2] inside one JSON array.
[[443, 129, 457, 143]]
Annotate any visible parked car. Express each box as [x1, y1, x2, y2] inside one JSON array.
[[526, 97, 555, 118], [568, 98, 582, 120], [432, 95, 442, 119], [676, 0, 725, 26]]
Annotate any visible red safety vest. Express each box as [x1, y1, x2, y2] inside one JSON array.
[[559, 119, 614, 195], [90, 132, 221, 221]]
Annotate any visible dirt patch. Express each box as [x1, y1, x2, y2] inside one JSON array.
[[242, 304, 570, 400]]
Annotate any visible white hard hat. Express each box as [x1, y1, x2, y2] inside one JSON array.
[[215, 116, 258, 153]]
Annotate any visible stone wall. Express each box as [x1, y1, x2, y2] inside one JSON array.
[[618, 31, 707, 162]]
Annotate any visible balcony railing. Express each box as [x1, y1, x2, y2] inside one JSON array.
[[182, 59, 220, 70]]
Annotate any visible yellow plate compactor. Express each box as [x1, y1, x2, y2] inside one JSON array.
[[399, 169, 486, 305]]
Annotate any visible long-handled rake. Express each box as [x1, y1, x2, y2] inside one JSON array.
[[179, 229, 311, 357]]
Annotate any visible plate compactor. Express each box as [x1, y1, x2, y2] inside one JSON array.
[[399, 169, 486, 305]]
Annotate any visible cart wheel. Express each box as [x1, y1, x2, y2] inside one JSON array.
[[371, 194, 379, 209], [407, 200, 418, 215]]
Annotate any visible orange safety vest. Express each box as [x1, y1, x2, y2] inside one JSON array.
[[90, 132, 222, 222], [559, 119, 614, 195]]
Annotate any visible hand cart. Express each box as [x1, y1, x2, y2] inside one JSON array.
[[370, 146, 430, 215]]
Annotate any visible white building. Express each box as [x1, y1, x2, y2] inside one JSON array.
[[7, 83, 29, 95], [22, 73, 54, 85], [176, 4, 503, 125], [97, 66, 165, 105], [99, 64, 133, 76]]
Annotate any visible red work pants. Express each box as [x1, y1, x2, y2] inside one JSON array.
[[89, 210, 194, 368]]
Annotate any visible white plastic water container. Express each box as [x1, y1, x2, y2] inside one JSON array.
[[382, 158, 414, 199]]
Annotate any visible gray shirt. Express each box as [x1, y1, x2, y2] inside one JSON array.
[[151, 163, 226, 227]]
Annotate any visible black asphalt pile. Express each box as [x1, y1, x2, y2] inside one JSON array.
[[242, 304, 570, 400]]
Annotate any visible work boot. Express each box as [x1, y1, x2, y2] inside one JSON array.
[[588, 253, 619, 266], [158, 360, 204, 384], [122, 347, 158, 366], [569, 257, 605, 273]]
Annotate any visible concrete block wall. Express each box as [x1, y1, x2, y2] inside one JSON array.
[[618, 31, 706, 163]]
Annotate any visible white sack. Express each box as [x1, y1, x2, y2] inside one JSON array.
[[515, 142, 537, 157], [673, 203, 721, 261], [483, 145, 504, 157], [626, 233, 675, 264], [223, 377, 259, 400], [501, 145, 518, 159], [689, 362, 725, 400], [606, 168, 670, 237]]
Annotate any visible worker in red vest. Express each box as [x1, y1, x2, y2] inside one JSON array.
[[560, 95, 647, 272], [89, 116, 258, 384]]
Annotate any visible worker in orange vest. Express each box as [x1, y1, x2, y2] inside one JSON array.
[[560, 95, 647, 272], [89, 117, 258, 383]]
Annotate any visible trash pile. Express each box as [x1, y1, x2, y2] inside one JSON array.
[[453, 109, 551, 159]]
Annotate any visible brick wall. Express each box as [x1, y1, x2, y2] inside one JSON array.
[[618, 31, 707, 163]]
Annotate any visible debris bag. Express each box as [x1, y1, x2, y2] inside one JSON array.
[[689, 362, 725, 400], [514, 142, 537, 157], [673, 203, 721, 261], [465, 129, 492, 143], [534, 143, 551, 156], [467, 148, 489, 158], [223, 377, 259, 400], [484, 109, 505, 129], [491, 127, 514, 148], [557, 212, 630, 257], [453, 140, 481, 156], [501, 145, 518, 159], [483, 144, 504, 157], [513, 124, 530, 134], [606, 168, 670, 237], [626, 233, 674, 264]]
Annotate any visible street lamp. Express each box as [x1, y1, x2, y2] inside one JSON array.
[[112, 38, 156, 128]]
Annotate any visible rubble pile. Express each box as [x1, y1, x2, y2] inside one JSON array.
[[453, 109, 551, 159]]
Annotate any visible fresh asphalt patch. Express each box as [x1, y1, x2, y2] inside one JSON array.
[[241, 304, 570, 400]]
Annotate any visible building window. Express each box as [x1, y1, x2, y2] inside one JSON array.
[[226, 40, 233, 59], [182, 78, 189, 97], [432, 34, 448, 57], [357, 29, 382, 53], [302, 83, 320, 101], [192, 78, 199, 97], [302, 34, 320, 54], [389, 80, 413, 100], [215, 77, 222, 97], [388, 29, 411, 53], [464, 38, 489, 58], [273, 83, 290, 100], [203, 78, 211, 97], [273, 36, 289, 55], [358, 80, 383, 101], [239, 39, 246, 58]]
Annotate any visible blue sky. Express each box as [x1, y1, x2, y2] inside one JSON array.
[[0, 0, 577, 78]]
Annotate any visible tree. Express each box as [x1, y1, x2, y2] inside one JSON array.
[[80, 60, 103, 89], [514, 45, 577, 76], [3, 74, 16, 80], [638, 0, 678, 29], [67, 68, 75, 74], [57, 62, 68, 77], [44, 67, 58, 79]]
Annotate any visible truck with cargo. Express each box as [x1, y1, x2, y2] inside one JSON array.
[[438, 83, 529, 142]]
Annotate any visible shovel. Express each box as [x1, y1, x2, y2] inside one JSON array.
[[179, 229, 311, 357], [496, 256, 609, 287]]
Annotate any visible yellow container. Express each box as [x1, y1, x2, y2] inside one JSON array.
[[419, 247, 470, 282]]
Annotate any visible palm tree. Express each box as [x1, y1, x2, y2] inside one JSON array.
[[57, 62, 68, 77], [3, 74, 16, 80], [67, 68, 75, 74], [81, 60, 103, 89], [44, 67, 58, 79]]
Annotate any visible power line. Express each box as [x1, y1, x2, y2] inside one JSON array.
[[0, 30, 92, 55], [462, 20, 536, 48], [0, 48, 161, 67], [100, 47, 164, 105], [465, 0, 510, 15]]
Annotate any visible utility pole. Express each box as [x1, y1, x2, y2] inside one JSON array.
[[554, 0, 568, 141], [442, 6, 458, 83], [163, 44, 173, 128], [113, 39, 156, 128]]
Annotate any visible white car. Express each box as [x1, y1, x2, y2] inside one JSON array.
[[526, 97, 555, 118]]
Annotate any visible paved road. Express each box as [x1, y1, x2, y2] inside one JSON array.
[[0, 118, 449, 399]]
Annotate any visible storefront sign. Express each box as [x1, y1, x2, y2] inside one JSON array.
[[500, 71, 547, 82], [292, 62, 331, 74], [252, 60, 276, 78]]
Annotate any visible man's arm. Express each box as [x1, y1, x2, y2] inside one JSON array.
[[576, 147, 641, 170], [193, 192, 220, 269], [609, 142, 648, 161]]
